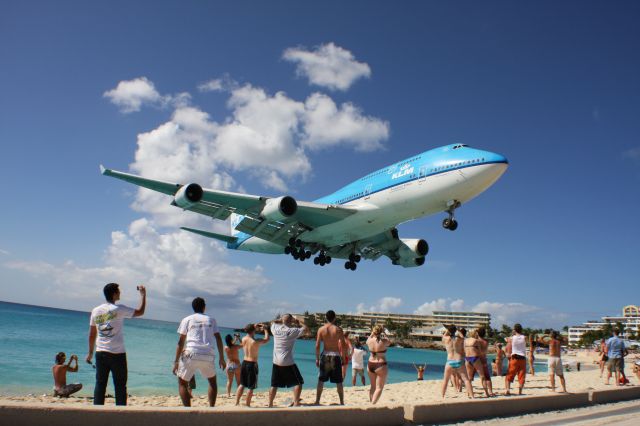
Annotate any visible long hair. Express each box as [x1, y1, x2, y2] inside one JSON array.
[[372, 324, 384, 341]]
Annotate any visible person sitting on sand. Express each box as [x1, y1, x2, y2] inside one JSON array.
[[173, 297, 226, 407], [495, 343, 505, 376], [224, 333, 242, 397], [548, 330, 567, 392], [413, 363, 426, 380], [464, 329, 491, 397], [52, 352, 82, 397], [268, 314, 308, 408], [315, 310, 347, 405], [477, 327, 495, 396], [366, 324, 391, 404], [504, 323, 527, 396], [441, 325, 473, 399], [235, 323, 270, 407], [351, 340, 367, 386]]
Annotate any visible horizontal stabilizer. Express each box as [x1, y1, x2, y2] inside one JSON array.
[[180, 227, 238, 244]]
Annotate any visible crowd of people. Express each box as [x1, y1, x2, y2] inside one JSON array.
[[50, 282, 636, 406]]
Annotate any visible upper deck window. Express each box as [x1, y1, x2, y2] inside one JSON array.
[[452, 144, 468, 150]]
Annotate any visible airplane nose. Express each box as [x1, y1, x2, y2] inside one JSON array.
[[486, 151, 508, 165]]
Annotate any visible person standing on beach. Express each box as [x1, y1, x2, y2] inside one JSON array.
[[599, 338, 608, 378], [173, 297, 226, 407], [224, 333, 242, 397], [477, 327, 495, 396], [528, 333, 536, 375], [315, 310, 347, 405], [495, 343, 505, 376], [441, 325, 474, 399], [235, 323, 270, 407], [86, 283, 146, 406], [464, 329, 491, 397], [268, 314, 308, 407], [504, 323, 527, 396], [351, 340, 367, 386], [548, 330, 567, 392], [342, 331, 353, 380], [52, 352, 82, 397], [605, 328, 627, 386], [366, 324, 391, 404]]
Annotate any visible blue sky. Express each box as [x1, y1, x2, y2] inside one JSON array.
[[1, 1, 639, 329]]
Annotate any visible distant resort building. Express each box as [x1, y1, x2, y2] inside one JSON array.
[[295, 310, 491, 339], [568, 305, 640, 345]]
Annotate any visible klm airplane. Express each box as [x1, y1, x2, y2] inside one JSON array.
[[101, 143, 507, 271]]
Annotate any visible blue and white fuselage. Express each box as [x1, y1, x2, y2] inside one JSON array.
[[231, 143, 507, 252]]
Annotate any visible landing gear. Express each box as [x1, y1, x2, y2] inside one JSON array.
[[344, 261, 357, 271], [442, 200, 460, 231], [313, 251, 332, 266]]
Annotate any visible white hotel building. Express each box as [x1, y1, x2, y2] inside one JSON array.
[[568, 305, 640, 345]]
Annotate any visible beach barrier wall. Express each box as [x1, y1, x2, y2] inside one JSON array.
[[590, 386, 640, 405], [404, 392, 591, 424], [0, 403, 405, 426]]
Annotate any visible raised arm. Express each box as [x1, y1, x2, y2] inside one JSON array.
[[259, 324, 270, 344], [67, 355, 79, 372], [133, 285, 146, 317]]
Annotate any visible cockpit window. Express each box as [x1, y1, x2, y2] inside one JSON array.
[[452, 144, 468, 149]]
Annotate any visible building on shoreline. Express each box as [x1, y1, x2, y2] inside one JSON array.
[[295, 310, 491, 339], [568, 305, 640, 345]]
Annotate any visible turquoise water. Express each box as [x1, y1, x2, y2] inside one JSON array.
[[0, 301, 545, 397]]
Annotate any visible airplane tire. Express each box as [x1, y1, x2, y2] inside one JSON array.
[[350, 262, 357, 271], [326, 256, 332, 264], [289, 237, 296, 247], [449, 220, 458, 231], [295, 239, 302, 247], [292, 251, 299, 260], [305, 251, 311, 259], [442, 218, 452, 229], [299, 255, 305, 262], [319, 259, 326, 266], [344, 261, 350, 270], [349, 253, 356, 262], [284, 246, 291, 255], [354, 254, 361, 263]]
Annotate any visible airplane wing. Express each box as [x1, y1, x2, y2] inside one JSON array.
[[101, 166, 357, 245]]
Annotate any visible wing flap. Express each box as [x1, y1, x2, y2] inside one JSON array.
[[180, 227, 238, 244]]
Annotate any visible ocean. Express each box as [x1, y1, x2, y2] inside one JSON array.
[[0, 301, 543, 397]]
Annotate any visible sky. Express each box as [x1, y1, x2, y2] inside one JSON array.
[[1, 1, 639, 329]]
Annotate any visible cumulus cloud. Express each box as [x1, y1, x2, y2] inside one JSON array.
[[356, 297, 402, 313], [104, 77, 171, 113], [283, 43, 371, 91], [413, 298, 568, 329], [5, 219, 268, 312]]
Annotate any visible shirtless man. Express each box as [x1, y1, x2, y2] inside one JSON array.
[[441, 325, 473, 398], [315, 310, 347, 405], [464, 329, 491, 397], [235, 323, 270, 406], [52, 352, 82, 397], [477, 328, 495, 396], [548, 330, 567, 392]]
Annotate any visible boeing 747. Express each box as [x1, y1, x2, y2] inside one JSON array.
[[101, 143, 507, 271]]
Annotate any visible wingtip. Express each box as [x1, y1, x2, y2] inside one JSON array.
[[99, 164, 107, 175]]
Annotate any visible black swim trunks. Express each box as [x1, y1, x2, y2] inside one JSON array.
[[240, 360, 259, 389], [318, 353, 343, 384], [271, 364, 304, 388]]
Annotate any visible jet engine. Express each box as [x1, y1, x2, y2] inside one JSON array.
[[174, 183, 203, 208], [392, 238, 428, 268], [260, 196, 297, 221]]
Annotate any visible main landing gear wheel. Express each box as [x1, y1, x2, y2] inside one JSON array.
[[344, 261, 357, 271], [442, 218, 458, 231], [314, 252, 332, 266]]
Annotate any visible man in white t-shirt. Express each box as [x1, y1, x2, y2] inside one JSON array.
[[86, 282, 146, 405], [173, 297, 226, 407], [268, 314, 308, 407], [351, 342, 367, 386]]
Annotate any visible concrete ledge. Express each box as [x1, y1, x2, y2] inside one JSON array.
[[0, 403, 405, 426], [591, 386, 640, 405], [405, 392, 590, 425]]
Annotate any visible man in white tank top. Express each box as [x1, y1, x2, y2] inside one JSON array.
[[504, 323, 527, 395]]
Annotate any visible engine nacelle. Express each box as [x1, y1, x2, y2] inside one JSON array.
[[174, 183, 203, 208], [392, 238, 429, 268], [260, 196, 297, 221]]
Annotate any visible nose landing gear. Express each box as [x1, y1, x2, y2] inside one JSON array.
[[442, 200, 460, 231]]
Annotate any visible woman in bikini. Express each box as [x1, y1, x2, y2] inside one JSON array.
[[366, 324, 391, 404], [441, 325, 474, 398], [464, 329, 491, 397], [224, 334, 242, 397]]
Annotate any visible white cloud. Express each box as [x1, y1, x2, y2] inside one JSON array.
[[104, 77, 170, 113], [198, 79, 225, 92], [414, 298, 569, 329], [356, 297, 402, 314], [5, 219, 268, 312], [283, 43, 371, 91], [302, 93, 389, 152]]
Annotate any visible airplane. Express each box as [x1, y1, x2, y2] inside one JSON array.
[[101, 143, 508, 271]]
